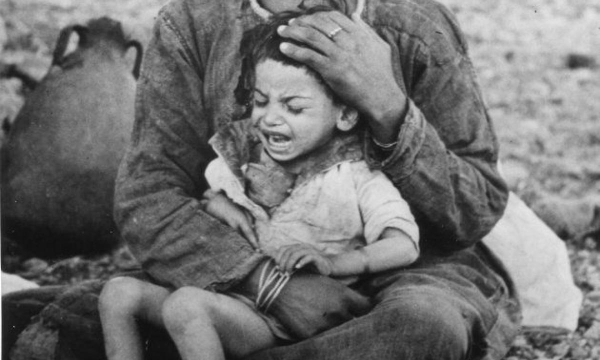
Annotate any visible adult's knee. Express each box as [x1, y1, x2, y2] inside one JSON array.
[[377, 295, 470, 360], [99, 276, 146, 316], [162, 287, 214, 335]]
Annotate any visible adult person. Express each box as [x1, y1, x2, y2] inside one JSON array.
[[114, 0, 521, 359]]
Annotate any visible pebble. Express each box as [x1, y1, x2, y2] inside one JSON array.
[[512, 335, 529, 347], [22, 257, 49, 273], [570, 346, 590, 359], [566, 53, 597, 70], [0, 15, 7, 53], [550, 342, 570, 357], [587, 290, 600, 302], [584, 321, 600, 340]]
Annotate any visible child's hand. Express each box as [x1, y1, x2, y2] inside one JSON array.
[[275, 244, 334, 275], [202, 190, 258, 248]]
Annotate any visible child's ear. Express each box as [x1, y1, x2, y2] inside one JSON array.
[[336, 106, 359, 132]]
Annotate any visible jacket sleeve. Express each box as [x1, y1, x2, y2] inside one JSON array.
[[113, 8, 263, 290], [366, 0, 508, 252]]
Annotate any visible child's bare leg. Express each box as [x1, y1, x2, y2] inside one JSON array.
[[99, 276, 170, 360], [162, 287, 277, 360]]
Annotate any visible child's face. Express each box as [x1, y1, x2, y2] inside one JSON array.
[[251, 59, 348, 162]]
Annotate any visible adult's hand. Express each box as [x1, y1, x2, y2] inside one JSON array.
[[277, 11, 407, 143], [202, 190, 258, 248]]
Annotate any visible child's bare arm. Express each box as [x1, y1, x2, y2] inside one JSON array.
[[327, 227, 418, 277], [275, 227, 418, 276]]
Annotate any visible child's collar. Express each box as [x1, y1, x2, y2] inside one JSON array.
[[209, 118, 363, 186]]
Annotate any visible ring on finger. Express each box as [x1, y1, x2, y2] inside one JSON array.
[[327, 26, 343, 39]]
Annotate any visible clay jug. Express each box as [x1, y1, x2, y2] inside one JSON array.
[[1, 17, 142, 257]]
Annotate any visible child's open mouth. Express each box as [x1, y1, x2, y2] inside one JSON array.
[[267, 134, 291, 146], [261, 130, 292, 151]]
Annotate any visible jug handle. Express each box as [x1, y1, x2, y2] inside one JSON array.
[[52, 25, 87, 67], [126, 40, 143, 79]]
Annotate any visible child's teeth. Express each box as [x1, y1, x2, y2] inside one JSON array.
[[271, 135, 288, 143]]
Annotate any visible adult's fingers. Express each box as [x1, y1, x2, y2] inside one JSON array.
[[274, 246, 293, 270], [242, 211, 258, 248], [282, 249, 313, 273], [294, 254, 315, 270], [351, 12, 371, 31], [277, 23, 336, 55], [291, 11, 357, 36], [279, 42, 328, 70], [225, 214, 257, 248], [275, 245, 309, 273], [275, 246, 299, 273], [238, 222, 258, 249], [295, 255, 332, 275], [350, 12, 385, 43]]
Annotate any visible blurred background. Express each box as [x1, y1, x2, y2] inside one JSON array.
[[1, 0, 599, 359]]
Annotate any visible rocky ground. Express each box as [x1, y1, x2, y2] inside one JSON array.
[[1, 0, 600, 359]]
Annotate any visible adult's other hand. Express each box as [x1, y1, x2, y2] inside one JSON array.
[[202, 190, 258, 248], [277, 11, 407, 143]]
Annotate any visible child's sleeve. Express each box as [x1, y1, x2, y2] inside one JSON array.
[[204, 156, 268, 220], [352, 162, 420, 251], [204, 156, 242, 198]]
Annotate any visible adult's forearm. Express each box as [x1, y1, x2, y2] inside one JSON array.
[[366, 0, 509, 250], [113, 9, 265, 290], [374, 104, 508, 251], [114, 149, 264, 290]]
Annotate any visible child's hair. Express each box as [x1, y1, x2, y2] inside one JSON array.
[[235, 7, 345, 118]]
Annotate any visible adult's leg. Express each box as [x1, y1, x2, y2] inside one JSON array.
[[247, 281, 471, 360], [98, 277, 170, 360], [162, 286, 278, 360], [246, 244, 521, 360], [2, 285, 65, 359]]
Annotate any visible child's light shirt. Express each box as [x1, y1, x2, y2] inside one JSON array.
[[205, 120, 419, 263]]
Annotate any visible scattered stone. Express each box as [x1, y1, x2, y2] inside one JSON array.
[[0, 78, 24, 109], [21, 257, 49, 277], [587, 290, 600, 303], [0, 77, 25, 143], [566, 53, 597, 69], [576, 206, 600, 244], [3, 17, 33, 50], [1, 51, 51, 88], [549, 342, 570, 358], [584, 321, 600, 340], [0, 15, 7, 53], [530, 196, 598, 239], [532, 350, 551, 360], [113, 246, 140, 270], [569, 344, 590, 358], [500, 159, 530, 190], [512, 335, 529, 348], [504, 50, 515, 62], [590, 345, 600, 359]]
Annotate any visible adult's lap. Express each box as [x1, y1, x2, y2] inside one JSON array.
[[246, 243, 520, 360]]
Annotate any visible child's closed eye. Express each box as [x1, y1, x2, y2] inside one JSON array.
[[253, 89, 268, 108], [287, 105, 305, 115], [253, 98, 268, 107]]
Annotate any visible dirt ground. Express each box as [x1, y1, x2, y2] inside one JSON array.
[[1, 0, 600, 359]]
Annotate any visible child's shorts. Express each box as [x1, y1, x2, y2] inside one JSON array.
[[230, 260, 372, 341], [228, 292, 295, 341]]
